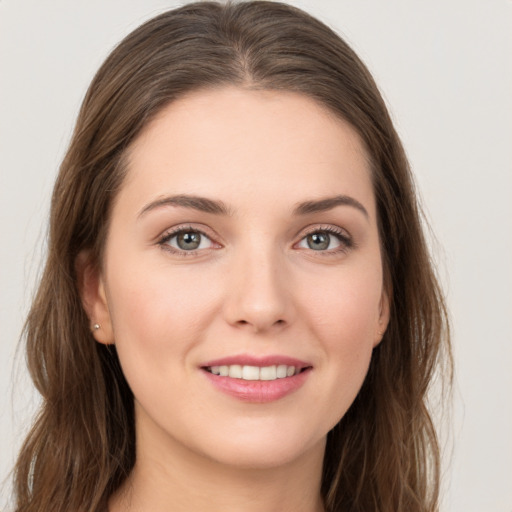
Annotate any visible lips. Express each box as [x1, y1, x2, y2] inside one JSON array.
[[200, 355, 312, 402], [205, 363, 300, 380]]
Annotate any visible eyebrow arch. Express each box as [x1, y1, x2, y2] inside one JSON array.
[[293, 195, 369, 219], [138, 194, 231, 218], [138, 193, 368, 220]]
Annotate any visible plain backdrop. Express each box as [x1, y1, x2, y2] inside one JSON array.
[[1, 1, 511, 510]]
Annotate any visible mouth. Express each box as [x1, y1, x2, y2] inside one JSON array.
[[200, 356, 313, 402], [202, 364, 310, 381]]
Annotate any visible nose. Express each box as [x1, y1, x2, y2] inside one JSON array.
[[223, 246, 293, 333]]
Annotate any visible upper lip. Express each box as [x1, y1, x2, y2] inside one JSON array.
[[200, 354, 312, 369]]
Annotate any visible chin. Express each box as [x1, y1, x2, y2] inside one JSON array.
[[190, 421, 327, 470]]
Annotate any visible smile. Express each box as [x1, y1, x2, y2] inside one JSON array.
[[205, 364, 301, 381], [201, 356, 312, 402]]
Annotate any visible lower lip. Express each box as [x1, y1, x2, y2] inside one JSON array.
[[202, 368, 311, 403]]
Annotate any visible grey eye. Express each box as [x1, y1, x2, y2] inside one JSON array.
[[176, 231, 202, 250], [306, 232, 330, 250], [164, 230, 214, 252], [297, 230, 345, 252]]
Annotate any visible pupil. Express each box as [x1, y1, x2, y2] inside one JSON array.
[[307, 232, 329, 250], [177, 232, 201, 250]]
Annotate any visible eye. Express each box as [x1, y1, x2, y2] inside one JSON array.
[[160, 228, 216, 253], [296, 228, 352, 252]]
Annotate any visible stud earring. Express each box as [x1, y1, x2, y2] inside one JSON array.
[[93, 323, 101, 330]]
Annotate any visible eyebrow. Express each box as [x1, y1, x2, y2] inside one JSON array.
[[293, 195, 369, 219], [138, 193, 368, 219], [138, 194, 231, 218]]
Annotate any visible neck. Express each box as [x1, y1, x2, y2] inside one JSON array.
[[109, 414, 326, 512]]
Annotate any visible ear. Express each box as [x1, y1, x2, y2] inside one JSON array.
[[75, 250, 115, 345], [373, 288, 390, 347]]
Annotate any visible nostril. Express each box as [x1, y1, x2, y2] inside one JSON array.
[[234, 318, 286, 330]]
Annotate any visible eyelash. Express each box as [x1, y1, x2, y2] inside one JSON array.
[[297, 225, 354, 255], [157, 225, 217, 256], [157, 224, 354, 256]]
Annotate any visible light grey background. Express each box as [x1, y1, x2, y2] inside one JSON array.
[[1, 1, 511, 510]]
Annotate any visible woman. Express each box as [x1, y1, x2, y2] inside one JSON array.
[[13, 1, 451, 511]]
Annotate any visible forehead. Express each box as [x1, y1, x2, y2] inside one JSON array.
[[121, 86, 375, 217]]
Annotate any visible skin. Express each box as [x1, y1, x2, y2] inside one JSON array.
[[80, 87, 389, 512]]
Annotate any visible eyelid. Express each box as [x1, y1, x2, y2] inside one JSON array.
[[157, 224, 222, 255], [294, 224, 354, 252], [300, 223, 350, 237], [156, 222, 354, 256]]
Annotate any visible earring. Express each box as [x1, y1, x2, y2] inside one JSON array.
[[93, 323, 101, 330]]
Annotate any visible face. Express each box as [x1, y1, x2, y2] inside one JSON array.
[[84, 87, 389, 470]]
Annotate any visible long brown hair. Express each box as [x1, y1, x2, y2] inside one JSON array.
[[13, 2, 451, 511]]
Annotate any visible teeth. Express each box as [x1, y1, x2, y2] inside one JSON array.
[[242, 365, 260, 380], [228, 365, 242, 379], [207, 364, 300, 381], [276, 364, 288, 378], [260, 365, 277, 381]]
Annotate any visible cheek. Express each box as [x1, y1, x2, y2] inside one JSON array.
[[298, 263, 382, 423], [318, 284, 377, 378], [303, 261, 383, 345], [105, 259, 219, 375]]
